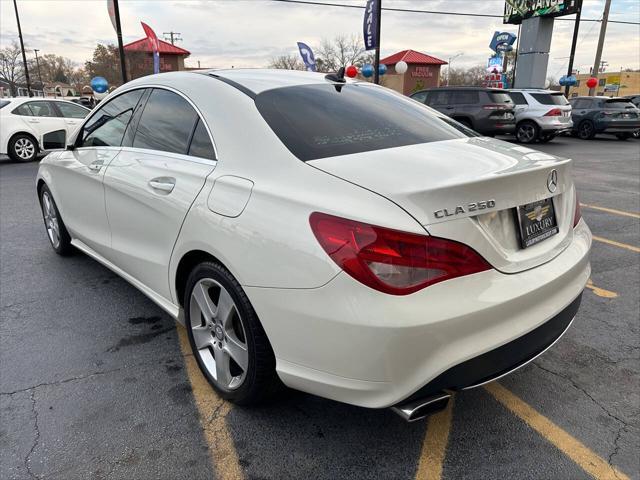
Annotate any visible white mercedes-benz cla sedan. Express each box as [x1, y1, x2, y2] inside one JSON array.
[[36, 69, 591, 421]]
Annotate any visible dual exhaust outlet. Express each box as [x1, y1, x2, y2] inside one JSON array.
[[391, 392, 451, 422]]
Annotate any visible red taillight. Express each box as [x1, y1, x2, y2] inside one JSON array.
[[573, 193, 582, 227], [545, 108, 563, 116], [309, 212, 491, 295]]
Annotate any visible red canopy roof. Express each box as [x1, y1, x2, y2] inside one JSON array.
[[379, 50, 447, 66], [124, 38, 191, 56]]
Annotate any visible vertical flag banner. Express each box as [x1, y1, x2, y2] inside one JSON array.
[[141, 22, 160, 74], [296, 42, 317, 72], [107, 0, 117, 32], [363, 0, 378, 51]]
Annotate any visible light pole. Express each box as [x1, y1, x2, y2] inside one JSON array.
[[34, 49, 43, 90], [13, 0, 32, 96], [447, 53, 463, 86]]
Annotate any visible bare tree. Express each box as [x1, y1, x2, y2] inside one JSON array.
[[267, 54, 305, 71], [267, 35, 375, 74], [442, 65, 489, 86], [0, 42, 25, 95], [315, 35, 374, 72]]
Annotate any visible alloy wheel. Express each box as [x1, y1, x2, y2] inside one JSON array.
[[579, 122, 594, 139], [517, 123, 536, 143], [189, 278, 248, 391], [15, 137, 35, 160], [41, 192, 60, 248]]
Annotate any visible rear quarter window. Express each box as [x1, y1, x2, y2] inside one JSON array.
[[531, 93, 569, 105], [0, 100, 10, 109], [255, 84, 469, 161], [604, 100, 636, 110], [487, 91, 513, 104], [509, 92, 528, 105]]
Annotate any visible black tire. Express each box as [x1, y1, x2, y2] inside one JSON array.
[[538, 133, 556, 143], [39, 184, 73, 255], [8, 133, 38, 162], [184, 261, 281, 405], [578, 120, 596, 140], [615, 133, 631, 140], [515, 121, 539, 144]]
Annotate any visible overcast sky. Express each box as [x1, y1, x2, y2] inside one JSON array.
[[1, 0, 638, 79]]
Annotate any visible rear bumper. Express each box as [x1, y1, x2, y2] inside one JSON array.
[[402, 293, 580, 402], [537, 117, 573, 133], [246, 220, 592, 408]]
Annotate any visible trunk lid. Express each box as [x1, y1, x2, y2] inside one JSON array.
[[309, 137, 576, 273]]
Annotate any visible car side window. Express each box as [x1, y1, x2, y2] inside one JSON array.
[[133, 89, 198, 155], [411, 91, 428, 104], [452, 91, 479, 105], [188, 118, 216, 160], [26, 101, 56, 117], [573, 99, 590, 109], [12, 103, 34, 116], [509, 92, 528, 105], [427, 91, 450, 106], [81, 89, 144, 147], [56, 102, 89, 119]]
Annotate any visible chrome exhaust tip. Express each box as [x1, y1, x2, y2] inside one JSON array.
[[391, 393, 451, 422]]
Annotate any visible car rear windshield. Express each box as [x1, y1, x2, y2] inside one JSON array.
[[531, 93, 569, 105], [604, 99, 636, 109], [255, 84, 469, 161], [0, 100, 9, 109], [487, 92, 513, 104]]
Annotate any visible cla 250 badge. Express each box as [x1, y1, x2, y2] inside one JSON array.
[[434, 200, 496, 219]]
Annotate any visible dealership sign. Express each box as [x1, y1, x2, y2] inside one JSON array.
[[504, 0, 582, 25], [490, 31, 517, 53]]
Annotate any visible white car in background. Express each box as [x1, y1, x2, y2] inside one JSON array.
[[0, 97, 90, 162], [36, 70, 591, 422], [508, 89, 573, 144]]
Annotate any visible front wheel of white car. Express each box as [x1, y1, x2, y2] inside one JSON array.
[[184, 261, 281, 405], [39, 185, 73, 255]]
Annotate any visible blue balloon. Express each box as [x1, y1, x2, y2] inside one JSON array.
[[90, 76, 108, 94], [378, 63, 387, 75], [361, 64, 374, 78]]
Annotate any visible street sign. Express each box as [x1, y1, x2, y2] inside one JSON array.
[[504, 0, 582, 25]]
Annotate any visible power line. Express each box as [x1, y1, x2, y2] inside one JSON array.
[[270, 0, 639, 25]]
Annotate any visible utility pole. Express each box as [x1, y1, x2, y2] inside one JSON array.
[[589, 0, 611, 96], [447, 53, 463, 86], [163, 31, 182, 45], [34, 49, 43, 89], [13, 0, 32, 97], [112, 0, 128, 85], [564, 4, 581, 97], [373, 0, 382, 85]]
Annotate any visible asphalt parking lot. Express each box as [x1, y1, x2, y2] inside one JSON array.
[[1, 135, 638, 480]]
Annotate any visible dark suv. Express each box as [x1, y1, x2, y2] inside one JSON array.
[[569, 96, 640, 140], [410, 87, 515, 136]]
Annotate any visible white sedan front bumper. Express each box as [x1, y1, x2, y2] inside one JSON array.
[[245, 220, 591, 409]]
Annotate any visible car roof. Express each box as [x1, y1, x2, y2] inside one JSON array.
[[121, 69, 362, 96], [508, 89, 560, 94]]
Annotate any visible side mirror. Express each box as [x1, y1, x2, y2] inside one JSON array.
[[42, 130, 67, 150]]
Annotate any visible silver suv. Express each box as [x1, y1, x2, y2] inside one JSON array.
[[508, 89, 573, 143]]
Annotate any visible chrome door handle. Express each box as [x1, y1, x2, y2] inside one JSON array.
[[88, 162, 103, 172], [148, 177, 176, 193], [28, 119, 40, 123]]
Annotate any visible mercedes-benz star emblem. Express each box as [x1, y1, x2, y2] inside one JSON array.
[[547, 169, 558, 193]]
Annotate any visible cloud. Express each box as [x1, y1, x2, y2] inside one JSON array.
[[1, 0, 637, 76]]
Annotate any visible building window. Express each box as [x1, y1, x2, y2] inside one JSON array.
[[598, 78, 606, 86]]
